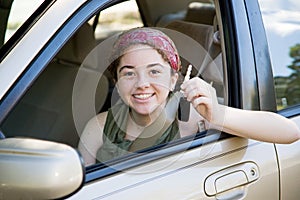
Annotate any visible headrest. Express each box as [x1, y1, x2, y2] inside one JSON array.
[[184, 2, 216, 25], [56, 23, 96, 64], [165, 20, 214, 51]]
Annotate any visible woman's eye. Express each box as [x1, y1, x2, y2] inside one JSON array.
[[150, 70, 161, 75], [124, 71, 135, 77]]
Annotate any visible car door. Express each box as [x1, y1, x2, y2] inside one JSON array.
[[0, 0, 285, 199], [71, 0, 279, 198], [71, 138, 278, 199]]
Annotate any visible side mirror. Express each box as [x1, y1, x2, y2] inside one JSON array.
[[0, 138, 85, 199]]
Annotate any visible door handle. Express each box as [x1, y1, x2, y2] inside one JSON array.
[[204, 162, 259, 199]]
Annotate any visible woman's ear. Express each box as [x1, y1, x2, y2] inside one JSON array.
[[170, 72, 179, 91], [115, 81, 120, 93]]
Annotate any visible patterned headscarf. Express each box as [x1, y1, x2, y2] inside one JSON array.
[[110, 27, 181, 72]]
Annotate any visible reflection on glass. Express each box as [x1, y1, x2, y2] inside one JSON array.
[[258, 0, 300, 110]]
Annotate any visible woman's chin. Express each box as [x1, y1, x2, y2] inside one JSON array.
[[132, 108, 154, 116], [131, 105, 163, 117]]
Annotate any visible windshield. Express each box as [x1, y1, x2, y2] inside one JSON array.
[[3, 0, 43, 44]]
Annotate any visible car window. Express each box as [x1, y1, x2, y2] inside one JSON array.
[[258, 0, 300, 110], [4, 0, 43, 43], [91, 0, 143, 40], [0, 0, 225, 166]]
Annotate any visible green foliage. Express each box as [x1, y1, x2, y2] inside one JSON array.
[[275, 43, 300, 109], [288, 43, 300, 72]]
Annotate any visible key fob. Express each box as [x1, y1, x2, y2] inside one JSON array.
[[178, 97, 190, 122]]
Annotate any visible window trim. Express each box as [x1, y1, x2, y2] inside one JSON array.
[[244, 0, 276, 112], [278, 104, 300, 118]]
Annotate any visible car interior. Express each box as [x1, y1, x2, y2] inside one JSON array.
[[1, 0, 225, 155]]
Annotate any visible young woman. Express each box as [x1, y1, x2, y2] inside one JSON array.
[[78, 27, 300, 166]]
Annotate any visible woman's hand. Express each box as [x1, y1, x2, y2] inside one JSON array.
[[180, 77, 225, 126]]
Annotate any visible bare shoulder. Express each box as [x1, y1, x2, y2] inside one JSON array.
[[96, 111, 108, 127], [78, 111, 108, 165], [89, 111, 108, 129], [83, 111, 108, 133]]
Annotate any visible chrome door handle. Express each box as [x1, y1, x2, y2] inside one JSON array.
[[204, 162, 259, 199]]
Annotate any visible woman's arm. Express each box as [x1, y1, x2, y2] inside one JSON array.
[[215, 106, 300, 143], [78, 112, 107, 166], [181, 77, 300, 144]]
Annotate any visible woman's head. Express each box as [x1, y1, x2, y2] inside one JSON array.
[[109, 27, 181, 117], [108, 27, 181, 80]]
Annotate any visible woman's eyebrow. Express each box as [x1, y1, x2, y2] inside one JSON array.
[[119, 63, 166, 73], [118, 65, 134, 73], [146, 63, 165, 68]]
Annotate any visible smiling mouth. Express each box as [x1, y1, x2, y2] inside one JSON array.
[[133, 93, 154, 100]]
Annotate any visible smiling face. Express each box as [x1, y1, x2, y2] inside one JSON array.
[[116, 45, 178, 117]]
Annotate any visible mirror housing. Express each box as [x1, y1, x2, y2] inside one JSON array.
[[0, 138, 84, 199]]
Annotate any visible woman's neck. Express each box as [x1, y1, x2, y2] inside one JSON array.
[[130, 110, 159, 127]]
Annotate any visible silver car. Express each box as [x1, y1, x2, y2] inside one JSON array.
[[0, 0, 299, 199]]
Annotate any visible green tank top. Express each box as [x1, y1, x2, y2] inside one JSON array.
[[96, 103, 180, 163]]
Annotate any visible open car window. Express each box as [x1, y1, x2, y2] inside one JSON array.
[[91, 0, 143, 41], [0, 0, 226, 166]]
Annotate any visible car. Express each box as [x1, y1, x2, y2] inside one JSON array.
[[0, 0, 299, 199]]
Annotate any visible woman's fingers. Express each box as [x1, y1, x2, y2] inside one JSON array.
[[181, 78, 211, 100], [181, 77, 218, 122], [184, 86, 209, 101]]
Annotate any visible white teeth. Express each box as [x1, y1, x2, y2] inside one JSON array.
[[134, 94, 152, 99]]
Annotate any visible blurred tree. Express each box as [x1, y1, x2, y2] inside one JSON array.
[[289, 44, 300, 71], [286, 43, 300, 106]]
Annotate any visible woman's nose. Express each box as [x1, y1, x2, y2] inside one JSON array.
[[135, 74, 150, 88]]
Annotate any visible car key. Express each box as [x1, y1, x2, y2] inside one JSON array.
[[178, 64, 192, 122]]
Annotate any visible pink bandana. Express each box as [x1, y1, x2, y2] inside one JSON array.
[[111, 27, 181, 71]]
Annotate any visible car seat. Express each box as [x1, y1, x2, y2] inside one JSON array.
[[2, 23, 109, 147], [165, 19, 223, 101]]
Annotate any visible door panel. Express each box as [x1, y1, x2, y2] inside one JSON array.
[[70, 137, 278, 199], [276, 115, 300, 199]]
